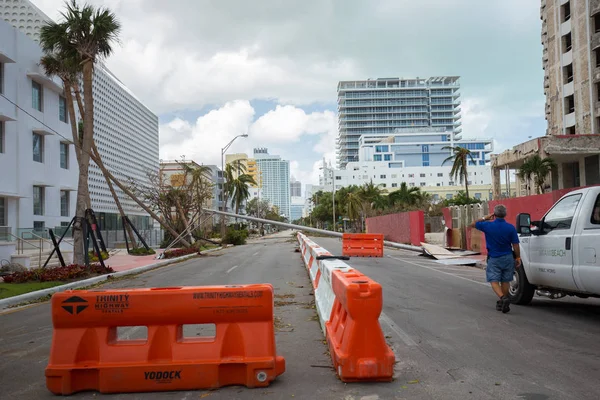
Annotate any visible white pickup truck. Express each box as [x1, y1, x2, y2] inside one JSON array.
[[510, 186, 600, 305]]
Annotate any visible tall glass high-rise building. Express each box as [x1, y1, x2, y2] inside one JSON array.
[[253, 148, 290, 219], [337, 77, 461, 168]]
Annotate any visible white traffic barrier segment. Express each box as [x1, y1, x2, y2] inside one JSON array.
[[297, 232, 354, 334]]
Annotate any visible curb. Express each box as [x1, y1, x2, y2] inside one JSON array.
[[0, 246, 224, 310]]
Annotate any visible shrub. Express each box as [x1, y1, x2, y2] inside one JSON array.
[[129, 247, 156, 256], [2, 264, 114, 284], [223, 229, 248, 246], [88, 251, 109, 262], [161, 247, 199, 259]]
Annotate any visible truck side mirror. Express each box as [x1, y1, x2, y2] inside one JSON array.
[[516, 213, 531, 234]]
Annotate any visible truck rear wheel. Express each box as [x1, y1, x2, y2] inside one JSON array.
[[509, 265, 535, 305]]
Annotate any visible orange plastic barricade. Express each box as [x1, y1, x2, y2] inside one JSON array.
[[46, 285, 285, 395], [325, 269, 395, 382], [342, 233, 384, 257]]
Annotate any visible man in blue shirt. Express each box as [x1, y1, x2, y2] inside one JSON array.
[[470, 205, 521, 313]]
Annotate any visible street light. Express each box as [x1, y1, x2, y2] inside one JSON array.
[[220, 134, 248, 231]]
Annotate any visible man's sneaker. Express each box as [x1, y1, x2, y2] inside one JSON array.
[[496, 300, 502, 311], [501, 296, 511, 313]]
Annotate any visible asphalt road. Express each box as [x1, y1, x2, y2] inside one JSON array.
[[1, 232, 599, 399]]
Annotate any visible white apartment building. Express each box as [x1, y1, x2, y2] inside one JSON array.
[[0, 18, 78, 236], [1, 0, 159, 234]]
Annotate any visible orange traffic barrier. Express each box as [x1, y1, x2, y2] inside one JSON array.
[[342, 233, 384, 257], [325, 269, 395, 382], [46, 285, 285, 395]]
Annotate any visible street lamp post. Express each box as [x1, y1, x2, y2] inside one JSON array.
[[220, 134, 248, 233]]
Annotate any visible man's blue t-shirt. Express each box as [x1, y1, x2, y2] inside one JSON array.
[[475, 218, 520, 258]]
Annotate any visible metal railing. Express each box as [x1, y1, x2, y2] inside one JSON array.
[[3, 232, 44, 267]]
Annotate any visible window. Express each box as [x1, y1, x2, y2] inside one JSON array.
[[595, 13, 600, 34], [384, 154, 392, 161], [420, 182, 426, 187], [382, 183, 387, 188], [60, 142, 69, 169], [392, 183, 398, 188], [564, 64, 573, 84], [33, 221, 45, 231], [380, 175, 386, 179], [595, 48, 600, 68], [449, 181, 455, 186], [563, 32, 572, 53], [33, 186, 44, 215], [420, 173, 426, 178], [391, 174, 397, 179], [474, 193, 482, 199], [408, 174, 414, 178], [375, 145, 389, 153], [591, 195, 600, 224], [433, 194, 439, 201], [567, 126, 576, 135], [437, 173, 443, 177], [436, 183, 441, 186], [446, 194, 453, 200], [0, 121, 4, 154], [32, 81, 43, 111], [335, 176, 341, 180], [543, 194, 582, 230], [0, 197, 5, 226], [33, 133, 43, 163], [561, 1, 570, 22], [565, 95, 575, 114], [59, 96, 67, 122], [60, 190, 69, 217], [374, 154, 382, 161], [409, 183, 415, 187]]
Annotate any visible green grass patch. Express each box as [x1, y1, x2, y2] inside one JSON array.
[[0, 281, 64, 299]]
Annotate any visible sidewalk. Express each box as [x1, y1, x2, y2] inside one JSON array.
[[104, 250, 160, 272]]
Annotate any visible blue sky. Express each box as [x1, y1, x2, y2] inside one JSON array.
[[36, 0, 546, 191]]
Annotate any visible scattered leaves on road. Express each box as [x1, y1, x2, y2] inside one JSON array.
[[408, 379, 420, 384]]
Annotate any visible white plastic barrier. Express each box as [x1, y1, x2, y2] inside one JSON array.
[[297, 232, 354, 334]]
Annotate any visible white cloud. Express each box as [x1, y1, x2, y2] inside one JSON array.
[[159, 101, 336, 185]]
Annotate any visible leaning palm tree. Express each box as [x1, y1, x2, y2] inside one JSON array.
[[40, 0, 121, 265], [442, 145, 476, 199]]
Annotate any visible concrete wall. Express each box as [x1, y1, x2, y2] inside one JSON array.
[[365, 210, 425, 246]]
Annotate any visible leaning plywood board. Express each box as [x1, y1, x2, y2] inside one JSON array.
[[421, 242, 464, 260]]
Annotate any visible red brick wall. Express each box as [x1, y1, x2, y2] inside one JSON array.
[[365, 211, 425, 246]]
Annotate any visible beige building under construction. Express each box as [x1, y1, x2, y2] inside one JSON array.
[[492, 0, 600, 197]]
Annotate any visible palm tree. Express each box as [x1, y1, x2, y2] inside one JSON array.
[[40, 0, 121, 265], [518, 155, 557, 195], [231, 174, 257, 216], [346, 192, 362, 231], [388, 182, 421, 208], [442, 145, 476, 199]]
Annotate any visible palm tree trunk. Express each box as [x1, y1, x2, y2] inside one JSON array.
[[63, 82, 81, 164], [88, 151, 191, 247], [463, 157, 469, 199], [72, 60, 95, 265], [73, 82, 137, 248], [91, 142, 137, 248]]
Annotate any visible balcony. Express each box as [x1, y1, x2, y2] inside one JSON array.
[[563, 81, 574, 97], [560, 19, 572, 36], [564, 112, 576, 128]]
